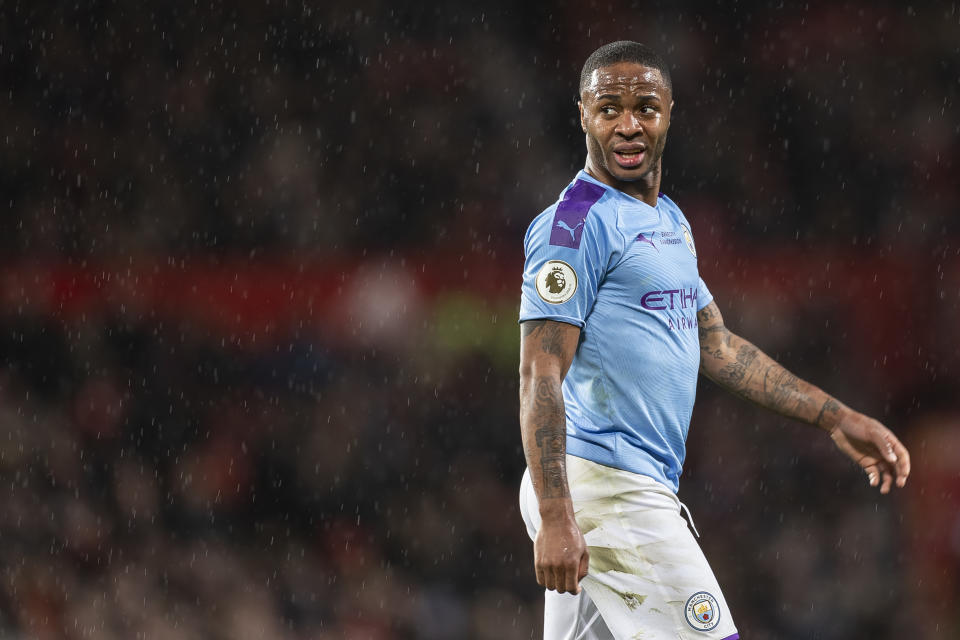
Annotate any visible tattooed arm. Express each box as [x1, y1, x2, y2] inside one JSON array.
[[697, 301, 910, 493], [519, 319, 589, 594]]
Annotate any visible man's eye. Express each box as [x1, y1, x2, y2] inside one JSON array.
[[640, 106, 655, 114], [600, 106, 617, 115]]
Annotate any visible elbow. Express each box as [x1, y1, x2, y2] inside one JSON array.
[[698, 346, 726, 382], [519, 360, 537, 382], [519, 357, 562, 383], [699, 360, 718, 384], [518, 359, 531, 379]]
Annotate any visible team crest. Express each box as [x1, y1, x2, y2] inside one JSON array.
[[684, 591, 720, 631], [535, 260, 577, 304], [680, 224, 697, 258]]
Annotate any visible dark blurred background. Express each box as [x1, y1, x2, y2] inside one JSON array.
[[0, 0, 957, 638]]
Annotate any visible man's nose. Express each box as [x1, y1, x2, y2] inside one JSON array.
[[616, 112, 643, 137]]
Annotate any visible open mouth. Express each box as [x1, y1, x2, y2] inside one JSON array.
[[613, 149, 645, 168]]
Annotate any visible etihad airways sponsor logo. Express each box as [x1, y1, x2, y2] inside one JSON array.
[[640, 287, 698, 311]]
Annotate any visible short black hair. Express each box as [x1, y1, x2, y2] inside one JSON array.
[[579, 41, 672, 95]]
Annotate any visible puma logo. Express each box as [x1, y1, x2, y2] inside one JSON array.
[[556, 220, 584, 241], [635, 232, 659, 253]]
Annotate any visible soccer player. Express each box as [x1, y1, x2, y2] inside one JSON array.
[[518, 41, 911, 640]]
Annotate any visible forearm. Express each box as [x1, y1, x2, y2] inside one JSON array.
[[519, 372, 572, 515], [701, 331, 847, 430], [695, 301, 910, 492]]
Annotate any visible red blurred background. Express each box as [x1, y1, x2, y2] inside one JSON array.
[[0, 1, 957, 638]]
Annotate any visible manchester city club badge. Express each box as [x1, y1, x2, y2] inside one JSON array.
[[680, 224, 697, 258], [684, 591, 720, 631], [535, 260, 578, 304]]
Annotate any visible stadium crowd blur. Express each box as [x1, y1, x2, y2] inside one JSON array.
[[0, 1, 958, 638]]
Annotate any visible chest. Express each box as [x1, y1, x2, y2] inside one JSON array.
[[605, 206, 701, 309]]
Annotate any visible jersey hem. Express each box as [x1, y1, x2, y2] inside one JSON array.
[[517, 313, 585, 328], [566, 434, 679, 494]]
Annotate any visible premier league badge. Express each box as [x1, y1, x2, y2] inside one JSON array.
[[684, 591, 720, 631], [535, 260, 578, 304]]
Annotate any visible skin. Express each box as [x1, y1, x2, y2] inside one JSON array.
[[519, 319, 587, 594], [519, 60, 912, 596], [578, 62, 673, 206], [696, 301, 910, 494]]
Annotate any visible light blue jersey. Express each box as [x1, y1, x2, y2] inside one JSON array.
[[520, 171, 712, 492]]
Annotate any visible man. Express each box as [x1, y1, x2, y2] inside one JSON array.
[[517, 41, 910, 640]]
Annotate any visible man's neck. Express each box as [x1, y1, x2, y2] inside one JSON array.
[[584, 162, 660, 207]]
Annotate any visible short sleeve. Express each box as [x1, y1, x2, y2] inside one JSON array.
[[519, 187, 612, 327], [696, 277, 714, 311]]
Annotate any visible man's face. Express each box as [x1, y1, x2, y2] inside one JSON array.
[[579, 62, 673, 188]]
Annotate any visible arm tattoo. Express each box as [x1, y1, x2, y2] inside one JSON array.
[[697, 304, 731, 359], [705, 334, 837, 425], [521, 320, 567, 358], [763, 367, 798, 407], [520, 319, 545, 337], [718, 343, 760, 387], [520, 320, 578, 500], [815, 398, 841, 428], [697, 304, 718, 324], [697, 324, 728, 353], [532, 377, 568, 498], [697, 304, 837, 425], [761, 366, 817, 416]]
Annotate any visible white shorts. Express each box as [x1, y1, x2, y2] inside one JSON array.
[[520, 455, 739, 640]]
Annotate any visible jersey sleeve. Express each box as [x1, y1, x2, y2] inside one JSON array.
[[696, 276, 714, 310], [519, 206, 612, 328]]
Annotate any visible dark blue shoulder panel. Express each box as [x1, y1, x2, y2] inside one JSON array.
[[549, 180, 606, 249]]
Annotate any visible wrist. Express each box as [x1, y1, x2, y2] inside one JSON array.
[[816, 397, 851, 431], [538, 496, 575, 521]]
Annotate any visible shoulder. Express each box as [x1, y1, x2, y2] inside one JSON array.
[[658, 193, 698, 230], [524, 178, 617, 252], [656, 193, 683, 219]]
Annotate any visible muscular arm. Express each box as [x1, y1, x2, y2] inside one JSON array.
[[697, 301, 910, 492], [697, 301, 840, 428], [519, 319, 589, 593]]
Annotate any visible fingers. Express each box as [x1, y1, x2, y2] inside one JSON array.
[[864, 463, 880, 488], [879, 434, 898, 464], [863, 423, 911, 493], [564, 561, 580, 594], [534, 523, 588, 594], [577, 549, 590, 593], [875, 430, 911, 490], [890, 435, 911, 487], [879, 469, 893, 494], [547, 566, 561, 593], [537, 565, 557, 592], [567, 548, 590, 594], [865, 458, 897, 494], [536, 555, 588, 594], [865, 454, 909, 495], [578, 549, 590, 582], [538, 563, 574, 594]]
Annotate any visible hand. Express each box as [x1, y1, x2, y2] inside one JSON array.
[[534, 513, 590, 594], [829, 411, 911, 494]]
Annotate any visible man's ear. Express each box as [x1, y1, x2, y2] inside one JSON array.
[[578, 101, 586, 133]]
